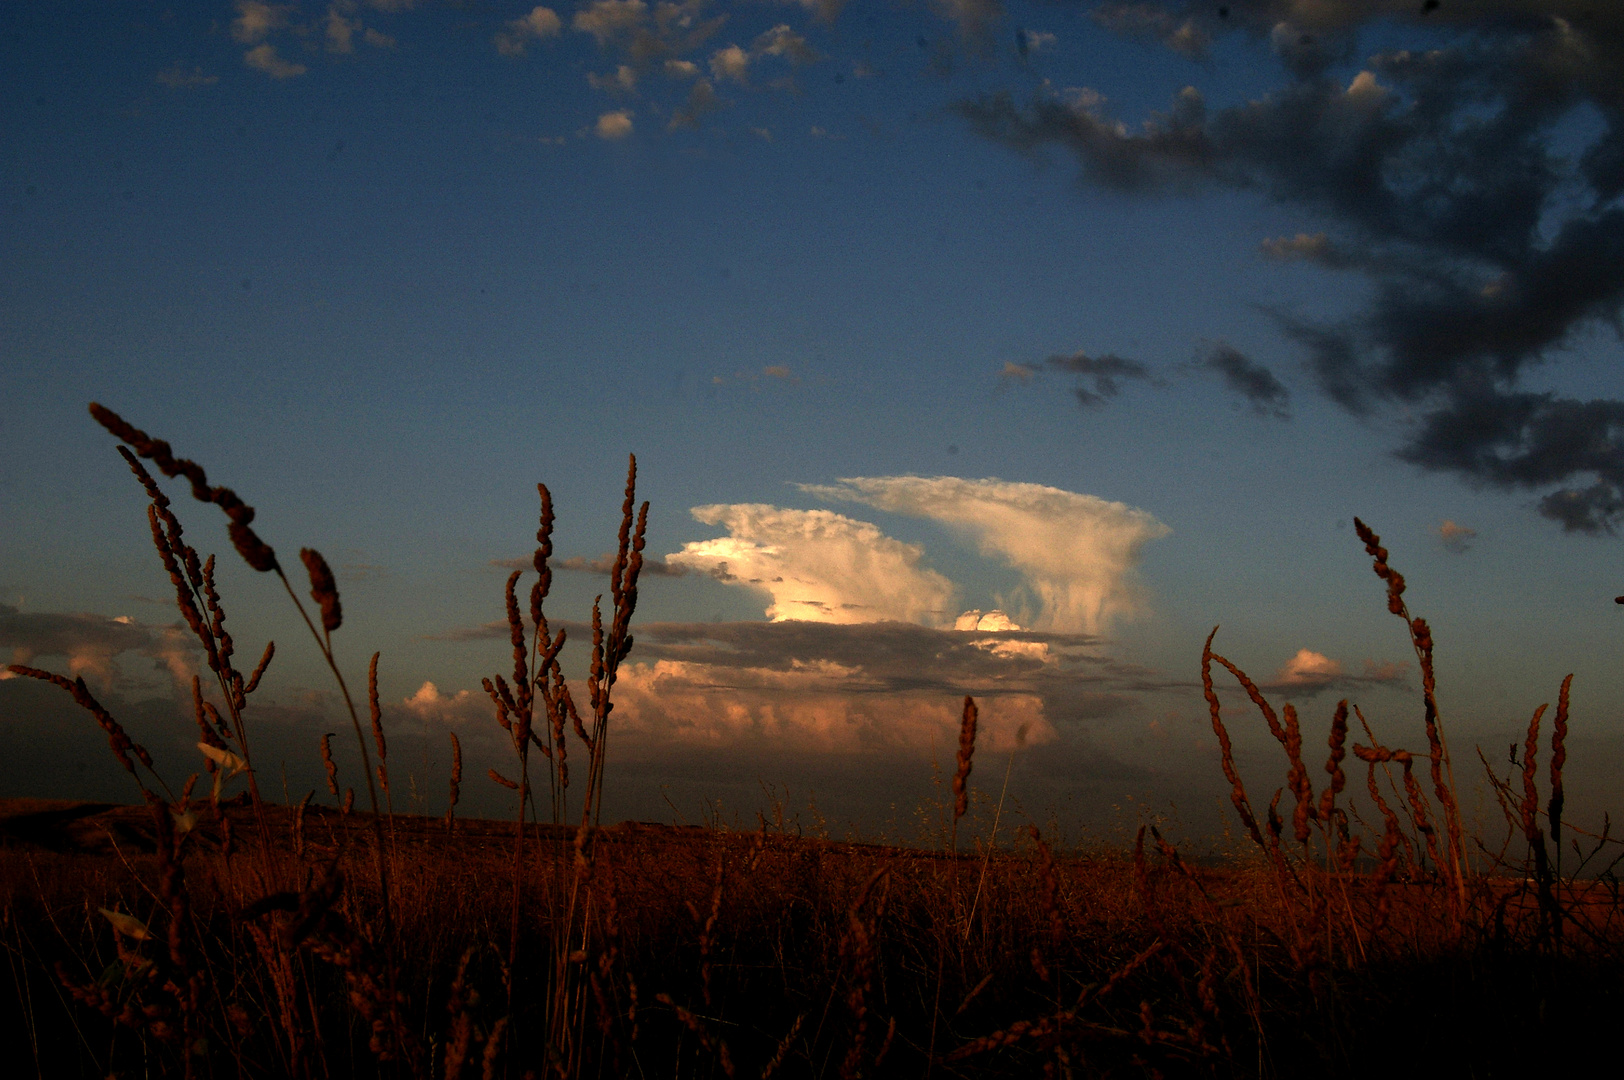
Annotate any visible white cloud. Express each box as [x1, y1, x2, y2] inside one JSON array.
[[753, 24, 818, 65], [573, 0, 647, 45], [709, 44, 750, 83], [666, 505, 957, 624], [232, 1, 290, 44], [496, 6, 562, 55], [665, 58, 700, 78], [803, 477, 1169, 633], [953, 610, 1051, 662], [1275, 648, 1342, 687], [400, 681, 486, 724], [595, 109, 635, 138], [244, 44, 307, 78], [613, 659, 1052, 753]]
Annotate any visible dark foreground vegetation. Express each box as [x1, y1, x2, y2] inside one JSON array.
[[3, 406, 1621, 1078]]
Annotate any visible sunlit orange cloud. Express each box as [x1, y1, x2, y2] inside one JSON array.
[[611, 658, 1052, 754]]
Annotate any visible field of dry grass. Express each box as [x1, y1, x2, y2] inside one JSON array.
[[4, 405, 1623, 1078]]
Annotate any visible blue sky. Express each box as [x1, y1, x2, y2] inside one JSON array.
[[4, 1, 1623, 841]]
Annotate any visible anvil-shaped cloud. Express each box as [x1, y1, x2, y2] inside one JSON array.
[[801, 476, 1170, 633]]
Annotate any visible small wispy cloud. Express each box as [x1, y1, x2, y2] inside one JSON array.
[[1044, 351, 1154, 407], [1438, 519, 1477, 554], [1199, 343, 1290, 419], [1260, 648, 1408, 697], [244, 44, 307, 79]]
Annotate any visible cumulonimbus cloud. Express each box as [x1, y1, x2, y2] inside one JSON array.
[[666, 505, 956, 624], [801, 476, 1170, 633]]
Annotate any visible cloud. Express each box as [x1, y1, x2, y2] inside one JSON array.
[[363, 27, 396, 48], [602, 618, 1169, 754], [1015, 30, 1056, 58], [588, 65, 640, 93], [155, 65, 218, 89], [665, 505, 957, 624], [1042, 351, 1154, 407], [1261, 648, 1408, 698], [665, 58, 700, 78], [231, 1, 290, 44], [399, 681, 487, 725], [1438, 519, 1477, 554], [326, 7, 358, 52], [1091, 3, 1209, 58], [613, 659, 1050, 753], [999, 361, 1036, 384], [496, 6, 562, 55], [0, 605, 200, 694], [1259, 231, 1343, 265], [772, 0, 847, 23], [552, 552, 689, 576], [596, 109, 635, 139], [1275, 648, 1341, 687], [1199, 343, 1290, 419], [709, 44, 750, 83], [573, 0, 646, 44], [668, 78, 720, 129], [244, 44, 307, 78], [571, 0, 722, 66], [752, 24, 819, 66], [801, 476, 1170, 633], [956, 7, 1624, 533], [932, 0, 1002, 44]]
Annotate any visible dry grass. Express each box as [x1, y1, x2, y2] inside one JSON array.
[[3, 407, 1623, 1078]]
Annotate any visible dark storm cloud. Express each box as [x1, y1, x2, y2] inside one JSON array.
[[1199, 343, 1291, 418], [1044, 351, 1155, 407], [631, 619, 1180, 696], [957, 3, 1624, 532]]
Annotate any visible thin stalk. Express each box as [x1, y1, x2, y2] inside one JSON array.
[[964, 742, 1019, 939]]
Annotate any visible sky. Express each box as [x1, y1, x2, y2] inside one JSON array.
[[4, 0, 1624, 846]]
